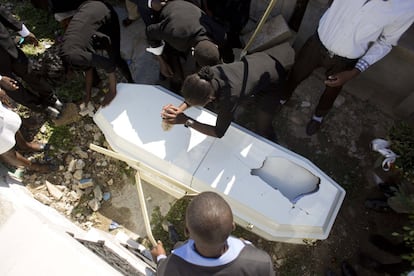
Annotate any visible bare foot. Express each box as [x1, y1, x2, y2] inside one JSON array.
[[20, 142, 47, 153]]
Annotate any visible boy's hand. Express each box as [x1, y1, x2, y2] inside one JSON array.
[[151, 240, 167, 262]]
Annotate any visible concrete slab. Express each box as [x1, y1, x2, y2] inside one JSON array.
[[241, 14, 292, 53], [249, 0, 297, 22], [263, 42, 295, 69]]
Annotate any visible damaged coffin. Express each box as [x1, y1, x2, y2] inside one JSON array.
[[94, 84, 345, 243]]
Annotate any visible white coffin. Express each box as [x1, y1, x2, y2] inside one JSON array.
[[93, 84, 345, 243]]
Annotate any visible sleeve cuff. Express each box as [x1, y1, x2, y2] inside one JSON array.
[[148, 0, 152, 8], [157, 254, 167, 263], [146, 41, 165, 55], [19, 24, 31, 37], [354, 58, 370, 73]]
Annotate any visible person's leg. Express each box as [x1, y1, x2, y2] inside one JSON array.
[[0, 149, 49, 172], [12, 48, 58, 108], [106, 6, 134, 83], [0, 47, 46, 111], [163, 46, 184, 93], [314, 86, 343, 117], [279, 33, 323, 102], [306, 56, 358, 135], [14, 131, 45, 152], [126, 0, 140, 19], [101, 72, 117, 106], [134, 0, 155, 26], [255, 83, 284, 141], [314, 57, 358, 117], [84, 68, 94, 104], [255, 110, 276, 141]]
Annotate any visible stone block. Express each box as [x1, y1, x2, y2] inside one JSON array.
[[241, 15, 292, 53], [263, 42, 295, 69], [249, 0, 297, 22]]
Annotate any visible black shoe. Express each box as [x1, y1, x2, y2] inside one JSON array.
[[364, 198, 390, 212], [168, 224, 180, 244], [341, 261, 357, 276], [306, 119, 322, 136], [378, 183, 398, 198]]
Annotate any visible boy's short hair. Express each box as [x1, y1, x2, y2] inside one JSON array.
[[186, 192, 233, 244], [193, 40, 221, 67]]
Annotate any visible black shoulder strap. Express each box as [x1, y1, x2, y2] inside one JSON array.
[[231, 56, 248, 113]]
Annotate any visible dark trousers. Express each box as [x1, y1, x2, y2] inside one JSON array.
[[133, 0, 155, 26], [0, 46, 56, 111], [101, 2, 134, 83], [281, 33, 358, 117]]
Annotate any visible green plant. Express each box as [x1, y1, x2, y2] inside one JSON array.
[[393, 213, 414, 267], [14, 1, 60, 40], [387, 122, 414, 272], [150, 197, 191, 252], [48, 125, 74, 153], [389, 122, 414, 182], [54, 72, 85, 103], [385, 122, 414, 214]]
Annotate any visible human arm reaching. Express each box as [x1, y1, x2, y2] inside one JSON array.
[[161, 103, 222, 137], [150, 240, 167, 263]]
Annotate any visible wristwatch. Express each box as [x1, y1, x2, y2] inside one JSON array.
[[184, 118, 194, 128]]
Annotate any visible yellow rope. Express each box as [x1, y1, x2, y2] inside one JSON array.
[[240, 0, 279, 58]]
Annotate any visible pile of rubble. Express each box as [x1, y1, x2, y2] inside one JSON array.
[[23, 118, 129, 230]]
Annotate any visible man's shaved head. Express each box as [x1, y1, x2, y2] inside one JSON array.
[[186, 192, 234, 245]]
